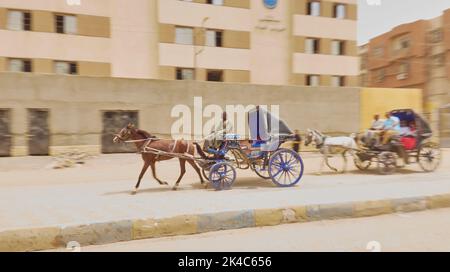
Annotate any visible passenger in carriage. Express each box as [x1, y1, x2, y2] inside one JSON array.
[[399, 120, 412, 136], [400, 121, 418, 151], [203, 111, 234, 153]]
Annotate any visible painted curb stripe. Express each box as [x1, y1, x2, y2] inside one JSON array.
[[2, 193, 450, 252]]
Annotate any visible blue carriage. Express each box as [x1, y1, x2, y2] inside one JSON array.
[[199, 106, 305, 190]]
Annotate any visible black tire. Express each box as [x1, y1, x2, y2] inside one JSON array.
[[417, 142, 441, 172]]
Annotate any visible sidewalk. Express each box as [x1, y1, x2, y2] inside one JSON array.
[[0, 150, 449, 251]]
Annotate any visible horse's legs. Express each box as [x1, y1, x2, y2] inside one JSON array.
[[150, 161, 168, 186], [133, 162, 150, 194], [341, 150, 348, 173], [325, 157, 338, 172], [186, 159, 205, 185], [317, 153, 325, 175], [173, 159, 187, 191]]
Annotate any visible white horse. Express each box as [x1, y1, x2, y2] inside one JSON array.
[[304, 129, 359, 175]]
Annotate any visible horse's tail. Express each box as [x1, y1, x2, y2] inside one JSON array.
[[193, 142, 209, 159]]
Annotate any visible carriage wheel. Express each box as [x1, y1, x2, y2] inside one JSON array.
[[355, 158, 371, 171], [377, 152, 397, 175], [252, 161, 271, 180], [208, 162, 236, 191], [268, 149, 304, 187], [418, 142, 441, 172], [353, 151, 372, 171]]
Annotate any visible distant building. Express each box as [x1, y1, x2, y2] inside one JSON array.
[[362, 9, 450, 141], [358, 43, 368, 87], [0, 0, 359, 86]]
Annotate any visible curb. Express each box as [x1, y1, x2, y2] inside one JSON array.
[[1, 193, 450, 252]]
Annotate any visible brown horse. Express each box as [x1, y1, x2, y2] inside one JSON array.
[[113, 123, 205, 194]]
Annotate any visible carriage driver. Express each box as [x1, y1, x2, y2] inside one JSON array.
[[363, 114, 385, 146], [203, 111, 234, 152]]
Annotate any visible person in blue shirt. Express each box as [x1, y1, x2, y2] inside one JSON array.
[[381, 112, 401, 145]]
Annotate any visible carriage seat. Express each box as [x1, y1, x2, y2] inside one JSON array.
[[400, 136, 417, 150], [252, 135, 281, 152]]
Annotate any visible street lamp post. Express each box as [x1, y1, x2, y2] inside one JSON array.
[[193, 17, 209, 80]]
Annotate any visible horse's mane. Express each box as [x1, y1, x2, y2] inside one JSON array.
[[136, 129, 155, 139]]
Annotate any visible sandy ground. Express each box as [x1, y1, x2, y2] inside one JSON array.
[[50, 208, 450, 252], [0, 150, 447, 187]]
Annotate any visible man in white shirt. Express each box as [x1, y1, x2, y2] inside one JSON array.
[[363, 114, 385, 146], [203, 112, 234, 152]]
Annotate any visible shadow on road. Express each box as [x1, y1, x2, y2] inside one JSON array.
[[102, 177, 286, 196]]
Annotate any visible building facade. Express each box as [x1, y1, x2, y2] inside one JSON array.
[[0, 0, 358, 86], [362, 9, 450, 144]]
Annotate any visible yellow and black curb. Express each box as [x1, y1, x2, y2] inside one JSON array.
[[1, 193, 450, 252]]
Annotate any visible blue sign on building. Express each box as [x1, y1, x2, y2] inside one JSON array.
[[263, 0, 278, 9]]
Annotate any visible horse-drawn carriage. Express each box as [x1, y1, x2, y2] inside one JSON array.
[[114, 106, 304, 192], [354, 109, 441, 175], [198, 106, 304, 190]]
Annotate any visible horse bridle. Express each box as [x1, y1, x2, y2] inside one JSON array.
[[308, 130, 327, 149], [114, 133, 129, 142]]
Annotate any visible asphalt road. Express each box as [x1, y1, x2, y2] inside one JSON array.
[[59, 208, 450, 252], [0, 150, 448, 231]]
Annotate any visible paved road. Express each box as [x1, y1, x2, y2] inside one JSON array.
[[52, 208, 450, 252], [0, 150, 448, 231]]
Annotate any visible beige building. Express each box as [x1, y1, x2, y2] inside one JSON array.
[[0, 0, 358, 86]]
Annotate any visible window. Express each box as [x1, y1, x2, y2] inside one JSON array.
[[7, 10, 31, 31], [331, 76, 345, 87], [207, 0, 224, 5], [307, 1, 321, 16], [206, 30, 223, 47], [331, 40, 345, 55], [54, 61, 78, 75], [175, 27, 194, 45], [8, 59, 32, 72], [375, 69, 385, 83], [373, 47, 384, 58], [333, 4, 346, 19], [429, 29, 443, 43], [305, 38, 320, 54], [207, 70, 223, 82], [176, 68, 195, 80], [306, 75, 320, 86], [398, 61, 409, 74], [393, 36, 410, 52], [432, 54, 445, 66], [55, 14, 77, 34]]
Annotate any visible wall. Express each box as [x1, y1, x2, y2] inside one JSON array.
[[360, 88, 423, 130], [0, 73, 424, 156]]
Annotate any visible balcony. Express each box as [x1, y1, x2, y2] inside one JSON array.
[[159, 43, 250, 71], [293, 15, 357, 41], [158, 0, 251, 31], [293, 53, 359, 76], [0, 30, 110, 62]]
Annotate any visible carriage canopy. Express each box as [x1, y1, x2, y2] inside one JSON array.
[[248, 106, 293, 141], [390, 109, 432, 139]]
